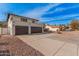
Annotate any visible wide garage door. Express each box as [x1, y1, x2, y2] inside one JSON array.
[[31, 27, 42, 33], [15, 26, 28, 35]]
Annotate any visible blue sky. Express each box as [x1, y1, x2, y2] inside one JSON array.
[[0, 3, 79, 25]]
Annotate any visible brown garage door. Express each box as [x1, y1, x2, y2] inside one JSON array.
[[31, 27, 42, 33], [15, 26, 28, 35]]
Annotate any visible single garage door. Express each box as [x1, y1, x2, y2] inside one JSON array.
[[31, 27, 42, 33], [15, 26, 28, 35]]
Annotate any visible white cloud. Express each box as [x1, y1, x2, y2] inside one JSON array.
[[22, 3, 79, 23], [42, 14, 79, 23], [47, 5, 79, 14], [22, 3, 61, 19], [56, 14, 79, 19], [41, 14, 79, 20]]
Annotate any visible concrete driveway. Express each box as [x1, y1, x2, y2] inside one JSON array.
[[16, 32, 79, 56]]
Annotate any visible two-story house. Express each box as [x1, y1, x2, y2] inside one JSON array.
[[7, 14, 44, 35]]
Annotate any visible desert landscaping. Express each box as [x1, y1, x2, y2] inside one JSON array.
[[0, 35, 43, 56]]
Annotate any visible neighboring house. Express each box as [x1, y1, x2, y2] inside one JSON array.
[[7, 14, 44, 35], [65, 25, 72, 31], [45, 24, 60, 32]]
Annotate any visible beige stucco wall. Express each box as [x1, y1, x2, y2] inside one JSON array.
[[45, 25, 59, 32], [8, 15, 43, 27], [14, 22, 43, 27], [8, 15, 14, 35]]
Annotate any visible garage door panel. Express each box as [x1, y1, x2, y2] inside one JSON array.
[[15, 26, 28, 35], [31, 27, 42, 33]]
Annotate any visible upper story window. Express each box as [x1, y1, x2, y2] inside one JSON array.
[[32, 20, 35, 23], [32, 20, 38, 23], [21, 18, 27, 22]]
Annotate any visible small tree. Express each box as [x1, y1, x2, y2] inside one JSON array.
[[59, 24, 63, 31], [70, 20, 79, 31], [59, 24, 66, 31], [0, 23, 2, 28]]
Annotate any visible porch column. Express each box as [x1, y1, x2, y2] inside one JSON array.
[[42, 25, 44, 33], [10, 25, 15, 35], [28, 25, 31, 34]]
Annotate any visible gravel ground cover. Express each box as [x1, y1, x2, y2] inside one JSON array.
[[0, 35, 43, 56]]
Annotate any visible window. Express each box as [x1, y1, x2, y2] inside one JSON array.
[[32, 20, 35, 23], [21, 18, 27, 22]]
